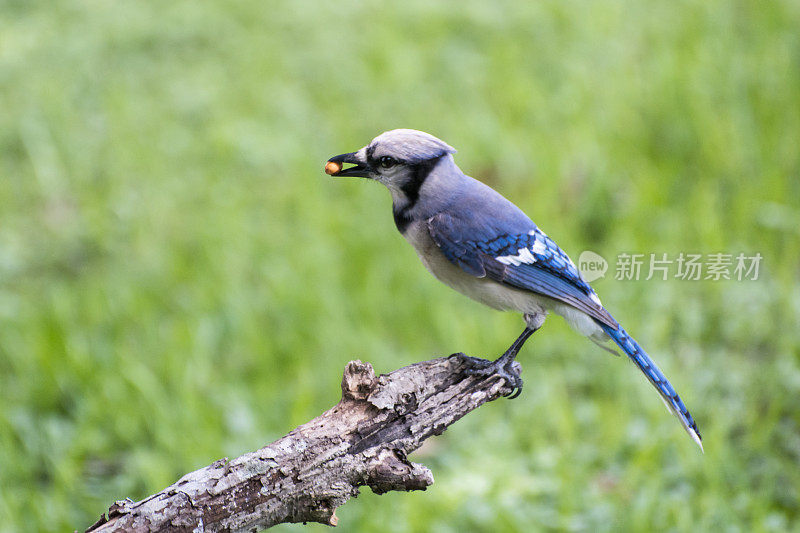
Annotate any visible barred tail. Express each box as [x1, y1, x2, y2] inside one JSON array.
[[599, 322, 703, 451]]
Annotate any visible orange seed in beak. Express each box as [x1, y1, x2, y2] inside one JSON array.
[[325, 161, 342, 175]]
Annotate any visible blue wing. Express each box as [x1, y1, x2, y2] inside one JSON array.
[[427, 212, 617, 328]]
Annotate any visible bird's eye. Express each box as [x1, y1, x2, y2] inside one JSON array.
[[379, 156, 398, 169]]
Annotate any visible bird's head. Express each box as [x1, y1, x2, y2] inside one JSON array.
[[325, 129, 456, 202]]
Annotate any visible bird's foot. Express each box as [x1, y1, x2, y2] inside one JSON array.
[[452, 352, 523, 399]]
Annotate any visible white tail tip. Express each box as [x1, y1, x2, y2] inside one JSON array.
[[688, 428, 704, 453]]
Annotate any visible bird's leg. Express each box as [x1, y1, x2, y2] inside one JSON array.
[[456, 326, 537, 399]]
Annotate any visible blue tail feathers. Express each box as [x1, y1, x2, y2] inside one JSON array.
[[599, 322, 703, 451]]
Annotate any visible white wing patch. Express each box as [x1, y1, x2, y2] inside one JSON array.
[[495, 238, 547, 266], [496, 247, 536, 266]]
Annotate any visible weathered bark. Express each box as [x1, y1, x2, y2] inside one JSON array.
[[86, 354, 519, 532]]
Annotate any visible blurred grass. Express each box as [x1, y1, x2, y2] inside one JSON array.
[[0, 0, 799, 531]]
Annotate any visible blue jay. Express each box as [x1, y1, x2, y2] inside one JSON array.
[[326, 129, 702, 450]]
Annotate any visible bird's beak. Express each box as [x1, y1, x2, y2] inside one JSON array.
[[324, 151, 371, 178]]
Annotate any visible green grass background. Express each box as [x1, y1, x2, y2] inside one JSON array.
[[1, 0, 799, 531]]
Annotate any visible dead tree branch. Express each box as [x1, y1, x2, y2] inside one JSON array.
[[87, 354, 518, 532]]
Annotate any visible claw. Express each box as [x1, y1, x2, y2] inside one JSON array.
[[454, 353, 524, 399]]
